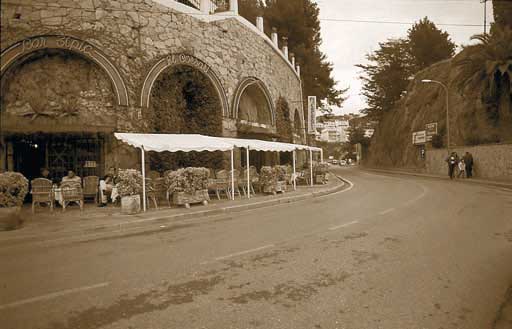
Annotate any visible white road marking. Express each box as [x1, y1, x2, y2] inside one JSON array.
[[328, 220, 359, 231], [379, 208, 396, 215], [212, 244, 275, 262], [0, 282, 110, 310]]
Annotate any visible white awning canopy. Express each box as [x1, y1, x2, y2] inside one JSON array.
[[115, 133, 321, 153], [114, 133, 234, 153]]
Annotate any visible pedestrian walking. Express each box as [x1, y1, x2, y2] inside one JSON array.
[[464, 152, 474, 178], [446, 151, 459, 180], [457, 159, 466, 178]]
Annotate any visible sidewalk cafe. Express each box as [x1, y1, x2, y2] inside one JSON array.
[[114, 133, 324, 212]]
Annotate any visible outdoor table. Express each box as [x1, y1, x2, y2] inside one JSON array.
[[53, 188, 63, 205]]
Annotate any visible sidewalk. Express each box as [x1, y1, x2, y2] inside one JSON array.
[[0, 175, 347, 247], [363, 167, 512, 190]]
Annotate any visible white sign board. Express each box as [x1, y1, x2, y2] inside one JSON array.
[[425, 122, 438, 142], [307, 96, 317, 134], [412, 130, 427, 145]]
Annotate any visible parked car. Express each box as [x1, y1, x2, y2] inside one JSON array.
[[340, 160, 347, 166], [332, 159, 338, 165]]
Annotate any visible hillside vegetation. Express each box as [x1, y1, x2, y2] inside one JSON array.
[[366, 30, 512, 168]]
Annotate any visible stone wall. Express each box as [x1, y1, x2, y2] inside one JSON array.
[[0, 0, 304, 139], [426, 143, 512, 181]]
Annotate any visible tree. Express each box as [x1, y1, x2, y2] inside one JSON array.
[[454, 26, 512, 129], [347, 125, 370, 146], [239, 0, 264, 26], [241, 0, 347, 107], [493, 0, 512, 29], [357, 18, 456, 119], [356, 38, 412, 118], [407, 17, 456, 71]]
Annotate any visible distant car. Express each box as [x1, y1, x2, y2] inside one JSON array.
[[340, 160, 347, 166], [332, 160, 338, 165]]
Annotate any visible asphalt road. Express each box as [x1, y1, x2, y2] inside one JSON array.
[[1, 167, 511, 329]]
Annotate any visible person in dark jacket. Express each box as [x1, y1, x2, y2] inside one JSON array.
[[446, 152, 459, 180], [464, 152, 474, 178]]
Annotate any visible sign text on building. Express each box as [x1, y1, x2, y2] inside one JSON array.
[[307, 96, 317, 134]]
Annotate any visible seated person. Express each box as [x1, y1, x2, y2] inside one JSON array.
[[40, 167, 51, 180], [61, 170, 82, 186], [99, 167, 116, 207]]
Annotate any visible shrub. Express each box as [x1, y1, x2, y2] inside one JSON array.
[[274, 165, 288, 181], [0, 172, 29, 208], [314, 163, 329, 175], [117, 169, 143, 197], [165, 167, 210, 195], [260, 166, 277, 187]]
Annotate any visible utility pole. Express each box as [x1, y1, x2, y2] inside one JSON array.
[[481, 0, 488, 34]]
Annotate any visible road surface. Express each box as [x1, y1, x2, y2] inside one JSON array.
[[1, 167, 511, 329]]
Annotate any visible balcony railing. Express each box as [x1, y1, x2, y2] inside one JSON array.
[[176, 0, 232, 13]]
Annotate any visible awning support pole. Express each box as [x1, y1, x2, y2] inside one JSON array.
[[246, 147, 250, 199], [231, 149, 235, 200], [293, 150, 297, 191], [309, 149, 313, 187], [141, 146, 147, 212], [320, 149, 324, 163]]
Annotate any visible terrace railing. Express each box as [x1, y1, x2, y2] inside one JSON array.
[[176, 0, 234, 14]]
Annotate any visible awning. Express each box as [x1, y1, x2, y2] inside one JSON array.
[[114, 133, 320, 153], [114, 133, 234, 153], [221, 137, 296, 152]]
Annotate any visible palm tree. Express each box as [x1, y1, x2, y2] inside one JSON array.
[[454, 26, 512, 126]]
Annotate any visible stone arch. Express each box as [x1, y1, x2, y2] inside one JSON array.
[[291, 107, 305, 139], [233, 77, 275, 126], [1, 35, 129, 106], [140, 54, 229, 116]]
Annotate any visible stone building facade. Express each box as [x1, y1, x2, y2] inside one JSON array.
[[0, 0, 305, 179]]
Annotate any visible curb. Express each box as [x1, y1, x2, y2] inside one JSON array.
[[1, 176, 349, 247], [363, 168, 512, 190]]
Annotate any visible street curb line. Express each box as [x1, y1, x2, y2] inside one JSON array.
[[1, 175, 351, 247], [363, 168, 512, 190]]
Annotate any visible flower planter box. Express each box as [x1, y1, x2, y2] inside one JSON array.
[[0, 207, 23, 231], [276, 181, 287, 193], [121, 195, 141, 215], [173, 189, 210, 209], [262, 183, 277, 195], [315, 174, 327, 185]]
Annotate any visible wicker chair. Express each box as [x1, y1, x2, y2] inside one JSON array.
[[144, 178, 158, 209], [60, 181, 84, 212], [239, 168, 256, 196], [30, 178, 54, 213], [209, 170, 230, 200], [153, 177, 170, 208], [229, 169, 242, 199], [83, 176, 99, 204]]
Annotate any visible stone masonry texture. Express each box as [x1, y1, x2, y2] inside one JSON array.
[[426, 144, 512, 181], [0, 0, 304, 136]]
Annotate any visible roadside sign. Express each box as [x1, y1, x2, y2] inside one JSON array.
[[307, 96, 317, 134], [425, 122, 438, 142], [412, 130, 427, 145]]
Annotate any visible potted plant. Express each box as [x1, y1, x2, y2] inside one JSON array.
[[0, 172, 29, 230], [116, 169, 143, 214], [260, 166, 278, 194], [313, 163, 329, 185], [274, 165, 288, 193], [166, 167, 210, 208]]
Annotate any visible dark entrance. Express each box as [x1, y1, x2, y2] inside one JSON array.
[[7, 133, 105, 182]]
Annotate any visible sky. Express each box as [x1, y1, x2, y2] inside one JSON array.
[[315, 0, 495, 115]]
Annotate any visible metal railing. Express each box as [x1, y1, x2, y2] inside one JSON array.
[[176, 0, 231, 13]]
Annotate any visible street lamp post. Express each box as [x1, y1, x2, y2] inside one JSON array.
[[421, 79, 450, 153]]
